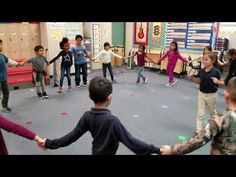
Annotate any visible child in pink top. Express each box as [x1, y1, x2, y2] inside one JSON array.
[[157, 41, 189, 87]]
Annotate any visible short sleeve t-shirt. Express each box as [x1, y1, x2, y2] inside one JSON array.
[[198, 67, 221, 93], [71, 45, 88, 65], [136, 51, 146, 66], [0, 54, 8, 81], [27, 57, 47, 71]]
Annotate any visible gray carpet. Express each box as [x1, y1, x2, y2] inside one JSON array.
[[1, 66, 226, 155]]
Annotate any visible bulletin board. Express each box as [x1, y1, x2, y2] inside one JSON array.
[[133, 22, 219, 52], [165, 22, 219, 51]]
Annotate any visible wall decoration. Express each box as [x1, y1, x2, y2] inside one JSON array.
[[134, 22, 148, 45], [149, 22, 166, 48], [165, 22, 219, 51]]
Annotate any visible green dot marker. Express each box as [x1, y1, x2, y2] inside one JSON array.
[[151, 153, 158, 155], [178, 135, 187, 141], [204, 119, 208, 124]]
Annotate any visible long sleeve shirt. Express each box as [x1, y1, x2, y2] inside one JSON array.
[[158, 50, 188, 65], [49, 50, 73, 67], [0, 115, 36, 155], [45, 108, 160, 155], [94, 50, 122, 64], [171, 110, 236, 155]]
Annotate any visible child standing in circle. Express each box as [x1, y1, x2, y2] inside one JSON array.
[[49, 37, 73, 93], [157, 41, 189, 87]]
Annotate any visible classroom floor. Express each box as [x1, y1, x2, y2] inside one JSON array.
[[1, 66, 226, 155]]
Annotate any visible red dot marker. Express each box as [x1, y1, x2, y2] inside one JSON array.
[[26, 121, 32, 125], [61, 112, 68, 116]]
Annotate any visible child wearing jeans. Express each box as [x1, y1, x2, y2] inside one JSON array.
[[71, 35, 93, 88], [49, 37, 73, 93], [157, 41, 189, 87], [125, 45, 153, 85], [40, 76, 162, 155], [21, 45, 49, 99], [188, 52, 224, 134], [93, 42, 123, 83]]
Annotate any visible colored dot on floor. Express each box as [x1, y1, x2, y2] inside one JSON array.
[[151, 153, 158, 155], [162, 105, 168, 109], [61, 112, 68, 116], [132, 114, 139, 118], [178, 135, 187, 141], [26, 121, 33, 125]]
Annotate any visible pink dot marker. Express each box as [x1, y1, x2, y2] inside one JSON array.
[[61, 112, 68, 116], [26, 121, 32, 125]]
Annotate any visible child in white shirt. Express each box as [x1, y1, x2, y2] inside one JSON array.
[[93, 42, 123, 83]]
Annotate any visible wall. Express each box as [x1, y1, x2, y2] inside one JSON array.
[[83, 22, 112, 69], [40, 22, 83, 75], [218, 22, 236, 49], [112, 22, 125, 46], [125, 22, 201, 59]]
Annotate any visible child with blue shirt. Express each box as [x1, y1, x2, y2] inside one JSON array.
[[71, 35, 94, 87]]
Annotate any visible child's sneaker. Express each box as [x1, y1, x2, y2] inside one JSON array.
[[76, 85, 80, 88], [58, 87, 62, 93], [171, 79, 178, 85], [165, 83, 173, 87], [112, 80, 117, 84], [136, 81, 141, 85], [143, 76, 148, 84], [2, 107, 12, 113], [37, 92, 43, 98], [42, 92, 49, 99], [83, 84, 87, 87], [68, 86, 72, 92]]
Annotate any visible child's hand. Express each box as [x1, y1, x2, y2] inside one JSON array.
[[211, 77, 219, 84], [187, 73, 193, 79], [34, 135, 47, 151], [160, 145, 173, 155]]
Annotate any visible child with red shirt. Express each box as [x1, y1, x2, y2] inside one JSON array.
[[125, 45, 153, 84]]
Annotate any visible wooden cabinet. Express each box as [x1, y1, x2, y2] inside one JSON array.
[[145, 53, 160, 69], [29, 24, 41, 56], [19, 24, 31, 59], [6, 24, 20, 59], [110, 46, 115, 66], [0, 23, 41, 59], [114, 45, 124, 66], [160, 58, 186, 74]]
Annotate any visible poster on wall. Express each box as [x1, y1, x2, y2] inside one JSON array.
[[134, 22, 148, 45], [185, 22, 218, 51], [165, 22, 188, 49], [92, 24, 101, 57], [149, 22, 166, 48], [164, 22, 218, 51], [65, 22, 83, 45]]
